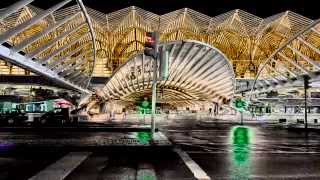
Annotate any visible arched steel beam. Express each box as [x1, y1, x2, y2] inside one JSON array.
[[0, 0, 97, 94], [103, 40, 235, 106], [249, 19, 320, 97]]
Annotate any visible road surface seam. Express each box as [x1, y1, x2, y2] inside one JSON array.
[[174, 148, 211, 180], [28, 152, 92, 180]]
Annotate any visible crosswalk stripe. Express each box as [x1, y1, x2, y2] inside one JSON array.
[[174, 148, 211, 180], [29, 152, 91, 180]]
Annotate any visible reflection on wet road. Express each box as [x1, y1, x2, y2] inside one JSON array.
[[229, 126, 251, 180], [162, 120, 320, 179], [164, 123, 320, 153], [0, 119, 320, 179]]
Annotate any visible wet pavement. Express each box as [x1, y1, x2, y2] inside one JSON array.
[[0, 119, 320, 179], [162, 120, 320, 179], [65, 150, 194, 180]]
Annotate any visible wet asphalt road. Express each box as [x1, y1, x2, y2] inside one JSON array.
[[0, 119, 320, 179], [162, 120, 320, 179]]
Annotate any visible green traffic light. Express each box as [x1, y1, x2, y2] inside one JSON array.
[[137, 97, 151, 114], [142, 100, 149, 108], [233, 98, 248, 112]]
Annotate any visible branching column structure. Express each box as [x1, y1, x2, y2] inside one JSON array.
[[86, 7, 315, 79]]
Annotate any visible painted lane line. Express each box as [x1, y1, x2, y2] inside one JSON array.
[[174, 148, 211, 180], [29, 152, 91, 180]]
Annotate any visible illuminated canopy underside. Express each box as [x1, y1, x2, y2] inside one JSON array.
[[103, 40, 235, 106], [1, 2, 319, 96], [0, 0, 96, 93]]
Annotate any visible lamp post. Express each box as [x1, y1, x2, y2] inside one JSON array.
[[303, 75, 311, 130], [144, 32, 169, 138], [144, 32, 159, 137]]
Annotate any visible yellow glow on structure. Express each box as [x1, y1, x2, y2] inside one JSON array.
[[1, 5, 318, 79]]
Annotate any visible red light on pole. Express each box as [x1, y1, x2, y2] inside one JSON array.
[[144, 32, 159, 58], [145, 36, 154, 43]]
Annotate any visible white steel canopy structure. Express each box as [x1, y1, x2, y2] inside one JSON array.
[[102, 40, 235, 106], [1, 1, 320, 100], [240, 19, 320, 96], [0, 0, 96, 93]]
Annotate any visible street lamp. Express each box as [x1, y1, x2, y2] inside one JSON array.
[[144, 32, 159, 137], [143, 32, 169, 138]]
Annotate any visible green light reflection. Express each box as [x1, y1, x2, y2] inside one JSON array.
[[136, 132, 152, 144], [137, 173, 156, 180], [229, 126, 252, 180]]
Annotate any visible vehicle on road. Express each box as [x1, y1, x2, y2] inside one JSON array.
[[0, 111, 28, 126], [37, 108, 71, 125]]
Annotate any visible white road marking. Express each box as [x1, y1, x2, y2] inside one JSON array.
[[186, 151, 320, 154], [174, 148, 211, 180], [29, 152, 91, 180]]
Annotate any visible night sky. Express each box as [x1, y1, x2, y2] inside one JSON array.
[[0, 0, 319, 19]]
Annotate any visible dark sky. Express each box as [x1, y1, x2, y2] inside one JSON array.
[[1, 0, 318, 19]]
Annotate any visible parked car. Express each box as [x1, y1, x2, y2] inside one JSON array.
[[38, 108, 70, 125], [0, 111, 27, 126]]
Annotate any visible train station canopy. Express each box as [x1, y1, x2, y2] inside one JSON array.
[[102, 40, 235, 106], [0, 1, 320, 102]]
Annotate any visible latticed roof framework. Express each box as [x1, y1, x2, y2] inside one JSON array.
[[85, 6, 316, 78], [0, 0, 95, 93], [243, 20, 320, 97], [1, 4, 318, 79]]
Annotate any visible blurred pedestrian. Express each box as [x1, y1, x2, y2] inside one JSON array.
[[209, 108, 213, 117], [122, 108, 126, 120]]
